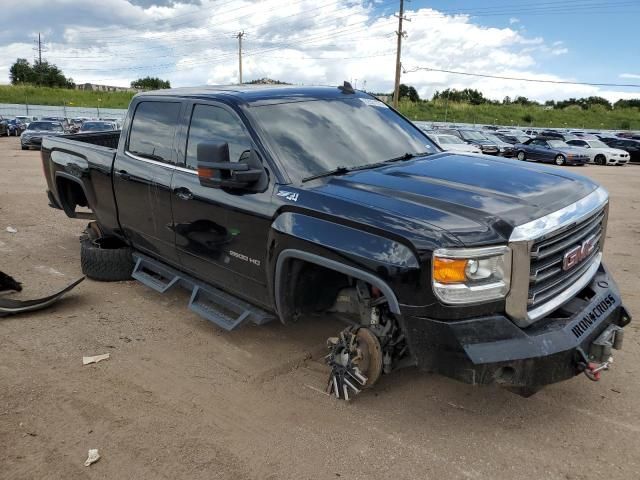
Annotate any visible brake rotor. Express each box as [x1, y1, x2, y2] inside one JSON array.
[[355, 328, 383, 388], [325, 327, 383, 400]]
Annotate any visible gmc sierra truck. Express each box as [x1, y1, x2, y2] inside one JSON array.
[[41, 84, 631, 399]]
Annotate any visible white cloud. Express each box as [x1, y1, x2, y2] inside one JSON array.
[[0, 1, 636, 102], [620, 73, 640, 79], [509, 17, 520, 25]]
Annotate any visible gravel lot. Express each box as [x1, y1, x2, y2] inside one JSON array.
[[1, 136, 639, 480]]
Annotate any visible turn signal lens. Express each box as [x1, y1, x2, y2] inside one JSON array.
[[197, 167, 216, 179], [433, 257, 468, 284]]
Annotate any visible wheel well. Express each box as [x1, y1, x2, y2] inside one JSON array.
[[56, 176, 88, 214], [277, 258, 350, 322], [274, 250, 401, 323]]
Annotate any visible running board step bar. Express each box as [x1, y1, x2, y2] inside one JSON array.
[[131, 253, 275, 331], [131, 256, 180, 293]]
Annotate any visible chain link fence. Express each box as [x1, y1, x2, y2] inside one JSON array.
[[0, 103, 127, 120]]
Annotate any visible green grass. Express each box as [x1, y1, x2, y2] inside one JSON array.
[[397, 99, 640, 130], [1, 85, 638, 130], [0, 85, 135, 109]]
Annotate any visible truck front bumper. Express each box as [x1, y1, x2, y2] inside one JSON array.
[[403, 263, 631, 391]]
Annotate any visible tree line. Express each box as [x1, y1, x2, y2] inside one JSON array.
[[8, 58, 171, 90], [10, 59, 75, 88], [403, 85, 638, 110]]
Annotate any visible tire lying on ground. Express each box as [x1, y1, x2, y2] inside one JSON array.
[[80, 230, 134, 282]]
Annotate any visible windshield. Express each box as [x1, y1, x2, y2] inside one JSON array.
[[548, 140, 568, 148], [249, 97, 437, 182], [437, 135, 464, 145], [27, 122, 62, 132], [588, 140, 608, 148], [81, 122, 112, 131], [460, 131, 487, 140], [483, 134, 503, 144]]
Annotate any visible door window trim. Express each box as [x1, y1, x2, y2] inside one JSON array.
[[124, 150, 196, 175], [125, 98, 182, 165]]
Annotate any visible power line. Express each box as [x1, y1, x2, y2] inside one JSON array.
[[62, 16, 397, 73], [43, 0, 637, 68], [49, 0, 390, 55], [402, 66, 640, 88]]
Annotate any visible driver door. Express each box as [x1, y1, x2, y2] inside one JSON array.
[[170, 102, 275, 308]]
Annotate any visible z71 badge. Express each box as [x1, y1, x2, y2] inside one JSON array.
[[277, 190, 299, 202]]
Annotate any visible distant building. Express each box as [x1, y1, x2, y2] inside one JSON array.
[[76, 83, 136, 92]]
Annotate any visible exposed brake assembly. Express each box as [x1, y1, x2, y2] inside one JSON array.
[[576, 324, 624, 382], [324, 281, 408, 400]]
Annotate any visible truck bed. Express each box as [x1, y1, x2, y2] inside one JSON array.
[[60, 130, 121, 149], [41, 131, 121, 232]]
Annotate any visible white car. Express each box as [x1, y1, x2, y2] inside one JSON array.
[[427, 133, 482, 154], [566, 139, 629, 165]]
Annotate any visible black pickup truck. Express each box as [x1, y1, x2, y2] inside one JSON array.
[[41, 85, 631, 399]]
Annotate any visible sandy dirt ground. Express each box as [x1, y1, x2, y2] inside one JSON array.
[[1, 135, 639, 480]]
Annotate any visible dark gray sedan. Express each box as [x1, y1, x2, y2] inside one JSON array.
[[21, 121, 65, 150], [515, 137, 590, 166]]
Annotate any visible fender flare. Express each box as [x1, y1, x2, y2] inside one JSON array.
[[274, 249, 402, 318]]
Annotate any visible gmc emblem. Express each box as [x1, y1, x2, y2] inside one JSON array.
[[563, 234, 597, 271]]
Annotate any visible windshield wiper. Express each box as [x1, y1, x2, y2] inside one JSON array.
[[302, 166, 350, 183], [383, 151, 432, 163], [301, 152, 431, 183]]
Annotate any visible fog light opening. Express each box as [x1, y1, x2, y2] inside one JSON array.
[[495, 366, 516, 384]]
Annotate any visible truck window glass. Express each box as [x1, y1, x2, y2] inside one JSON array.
[[128, 101, 181, 164], [249, 97, 436, 182], [185, 104, 251, 169]]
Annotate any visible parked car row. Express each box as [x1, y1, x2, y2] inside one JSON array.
[[0, 117, 28, 137], [0, 114, 121, 150], [416, 122, 636, 168]]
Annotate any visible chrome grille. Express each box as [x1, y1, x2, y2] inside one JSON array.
[[527, 207, 605, 310]]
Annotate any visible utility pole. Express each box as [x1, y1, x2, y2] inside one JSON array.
[[236, 31, 245, 85], [393, 0, 409, 109], [33, 33, 47, 86], [37, 33, 43, 64]]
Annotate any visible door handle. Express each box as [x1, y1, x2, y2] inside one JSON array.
[[174, 188, 193, 201], [116, 169, 131, 180]]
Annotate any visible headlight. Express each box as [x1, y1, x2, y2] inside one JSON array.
[[432, 246, 511, 304]]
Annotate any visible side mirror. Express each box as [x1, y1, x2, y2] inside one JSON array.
[[197, 141, 263, 190]]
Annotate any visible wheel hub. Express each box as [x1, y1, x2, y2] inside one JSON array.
[[325, 327, 383, 400]]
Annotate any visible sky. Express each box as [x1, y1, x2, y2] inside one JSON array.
[[1, 0, 639, 102]]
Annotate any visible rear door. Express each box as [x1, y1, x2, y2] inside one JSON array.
[[113, 99, 182, 265], [170, 101, 275, 307]]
